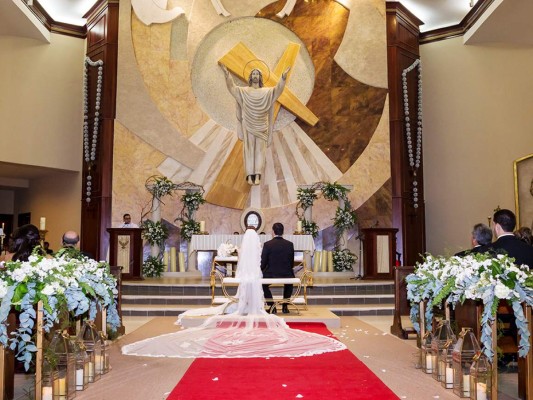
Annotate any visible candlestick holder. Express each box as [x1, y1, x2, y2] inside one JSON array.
[[39, 229, 48, 246]]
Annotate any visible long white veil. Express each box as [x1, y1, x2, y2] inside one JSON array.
[[122, 229, 346, 358]]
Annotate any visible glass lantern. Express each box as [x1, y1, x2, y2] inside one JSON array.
[[439, 340, 454, 389], [431, 320, 456, 382], [77, 321, 101, 383], [42, 356, 58, 400], [470, 351, 492, 400], [70, 338, 89, 391], [452, 328, 481, 398], [420, 331, 435, 374], [49, 330, 76, 400], [96, 331, 110, 375]]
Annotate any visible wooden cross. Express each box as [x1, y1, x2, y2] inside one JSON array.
[[218, 42, 319, 126]]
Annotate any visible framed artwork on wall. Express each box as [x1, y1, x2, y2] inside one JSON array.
[[514, 154, 533, 229]]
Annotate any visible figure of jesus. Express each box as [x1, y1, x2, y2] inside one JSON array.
[[221, 64, 290, 185]]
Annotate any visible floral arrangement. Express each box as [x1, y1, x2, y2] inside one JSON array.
[[141, 219, 168, 247], [142, 256, 166, 278], [217, 242, 238, 257], [302, 219, 319, 239], [332, 249, 357, 272], [333, 206, 358, 233], [0, 252, 120, 370], [296, 188, 318, 210], [146, 175, 176, 199], [406, 252, 533, 359], [322, 182, 350, 202], [180, 219, 200, 242], [181, 191, 205, 216]]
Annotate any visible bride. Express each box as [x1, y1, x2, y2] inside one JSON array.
[[122, 228, 346, 358]]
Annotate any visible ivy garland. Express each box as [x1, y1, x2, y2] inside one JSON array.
[[295, 182, 358, 271]]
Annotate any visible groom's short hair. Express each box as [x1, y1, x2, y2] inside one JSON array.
[[272, 223, 284, 236]]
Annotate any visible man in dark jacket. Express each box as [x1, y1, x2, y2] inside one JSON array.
[[261, 223, 294, 314], [455, 223, 492, 257], [489, 209, 533, 268]]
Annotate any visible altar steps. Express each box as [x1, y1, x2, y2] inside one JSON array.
[[121, 278, 395, 317]]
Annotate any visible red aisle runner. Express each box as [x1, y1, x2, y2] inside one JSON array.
[[168, 322, 398, 400]]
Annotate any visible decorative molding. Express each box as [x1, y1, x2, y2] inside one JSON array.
[[22, 0, 87, 38], [420, 0, 495, 44]]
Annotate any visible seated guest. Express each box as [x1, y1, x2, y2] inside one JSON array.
[[515, 227, 532, 246], [58, 230, 93, 259], [261, 222, 294, 314], [0, 224, 43, 262], [120, 213, 139, 228], [455, 223, 492, 257], [488, 209, 533, 268]]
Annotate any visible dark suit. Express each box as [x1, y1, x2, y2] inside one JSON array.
[[454, 244, 490, 257], [261, 236, 295, 304], [488, 234, 533, 268]]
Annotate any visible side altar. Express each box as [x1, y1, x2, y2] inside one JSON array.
[[188, 234, 315, 275]]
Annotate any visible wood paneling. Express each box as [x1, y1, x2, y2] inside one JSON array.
[[386, 2, 426, 266]]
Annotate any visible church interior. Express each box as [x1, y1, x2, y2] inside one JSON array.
[[1, 0, 533, 399]]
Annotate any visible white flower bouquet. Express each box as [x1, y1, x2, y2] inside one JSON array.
[[217, 242, 238, 257], [0, 252, 120, 370]]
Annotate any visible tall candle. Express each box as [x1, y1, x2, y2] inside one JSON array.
[[327, 251, 334, 272], [445, 366, 454, 388], [200, 220, 205, 232], [170, 247, 177, 272], [163, 250, 169, 268], [95, 355, 103, 374], [476, 382, 487, 400], [88, 361, 95, 382], [463, 374, 470, 396], [76, 368, 84, 390], [55, 377, 66, 399], [178, 251, 185, 272], [425, 354, 433, 373], [40, 217, 46, 230], [297, 220, 302, 233], [42, 386, 53, 400]]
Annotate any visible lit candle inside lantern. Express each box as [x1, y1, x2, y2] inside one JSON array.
[[40, 217, 46, 230], [200, 221, 205, 232], [445, 366, 454, 388], [42, 386, 53, 400], [88, 361, 95, 382], [476, 382, 487, 400], [76, 368, 84, 390], [425, 354, 433, 373], [55, 377, 66, 399], [297, 220, 302, 233], [463, 374, 470, 396], [95, 355, 103, 374]]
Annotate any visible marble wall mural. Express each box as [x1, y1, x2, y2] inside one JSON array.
[[113, 0, 391, 243]]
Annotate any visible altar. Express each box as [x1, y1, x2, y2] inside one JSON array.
[[188, 234, 315, 274]]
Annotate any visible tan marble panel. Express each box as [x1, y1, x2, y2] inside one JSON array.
[[112, 121, 167, 226]]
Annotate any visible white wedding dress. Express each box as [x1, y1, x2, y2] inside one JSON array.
[[122, 229, 346, 358]]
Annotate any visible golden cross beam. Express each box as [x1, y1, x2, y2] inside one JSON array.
[[218, 42, 319, 126]]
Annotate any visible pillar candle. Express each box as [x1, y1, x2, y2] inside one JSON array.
[[425, 354, 433, 373], [313, 251, 320, 273], [56, 377, 66, 399], [320, 251, 328, 272], [327, 251, 334, 272], [200, 221, 205, 232], [445, 366, 453, 388], [297, 220, 302, 233], [76, 368, 84, 390], [40, 217, 46, 230], [463, 374, 470, 396], [476, 382, 487, 400], [163, 251, 169, 269], [178, 251, 185, 272], [42, 386, 53, 400], [95, 355, 103, 374], [88, 361, 95, 382], [170, 247, 177, 272]]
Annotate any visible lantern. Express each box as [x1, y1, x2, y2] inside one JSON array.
[[49, 330, 76, 399], [71, 339, 89, 391], [41, 356, 58, 400], [420, 331, 435, 374], [439, 340, 454, 389], [470, 351, 492, 400], [452, 328, 481, 398], [96, 331, 110, 375], [431, 320, 456, 382], [77, 321, 101, 383]]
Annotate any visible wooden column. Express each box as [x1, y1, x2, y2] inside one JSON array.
[[80, 0, 119, 260], [518, 305, 533, 400], [386, 2, 426, 266]]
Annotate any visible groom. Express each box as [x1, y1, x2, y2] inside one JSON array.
[[261, 222, 295, 314]]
